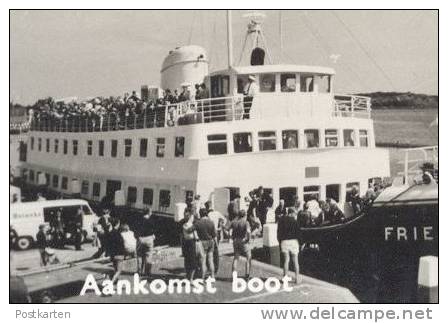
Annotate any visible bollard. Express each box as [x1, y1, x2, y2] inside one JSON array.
[[417, 256, 438, 303]]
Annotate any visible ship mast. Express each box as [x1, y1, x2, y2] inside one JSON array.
[[226, 10, 233, 69]]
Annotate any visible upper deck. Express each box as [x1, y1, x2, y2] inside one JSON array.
[[29, 93, 371, 133]]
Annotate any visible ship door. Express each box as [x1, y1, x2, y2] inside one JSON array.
[[106, 180, 122, 199], [212, 187, 230, 216]]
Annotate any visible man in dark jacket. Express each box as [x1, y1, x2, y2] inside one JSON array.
[[275, 199, 287, 223], [108, 217, 125, 284], [36, 224, 49, 266], [277, 208, 301, 284], [137, 208, 157, 277], [193, 210, 217, 280]]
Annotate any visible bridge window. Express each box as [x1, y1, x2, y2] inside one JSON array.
[[124, 139, 132, 157], [92, 182, 101, 198], [98, 140, 104, 157], [111, 140, 118, 157], [316, 75, 331, 93], [207, 134, 227, 155], [325, 129, 339, 147], [304, 185, 320, 202], [29, 170, 35, 182], [359, 130, 369, 147], [281, 74, 296, 92], [38, 138, 42, 151], [63, 140, 68, 155], [345, 182, 360, 202], [140, 138, 148, 157], [233, 132, 253, 153], [159, 189, 171, 209], [343, 129, 355, 147], [237, 75, 249, 94], [52, 175, 59, 188], [326, 184, 340, 202], [210, 75, 230, 98], [54, 139, 59, 153], [143, 188, 154, 206], [305, 129, 320, 148], [282, 130, 298, 149], [258, 131, 276, 151], [81, 180, 89, 195], [260, 74, 276, 92], [300, 75, 314, 92], [30, 137, 34, 150], [156, 138, 165, 157], [127, 186, 137, 205], [46, 138, 50, 152], [279, 187, 298, 207], [61, 176, 68, 190], [87, 140, 93, 156], [175, 136, 185, 157]]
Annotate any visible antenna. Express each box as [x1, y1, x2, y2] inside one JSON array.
[[279, 10, 283, 63], [237, 11, 273, 65]]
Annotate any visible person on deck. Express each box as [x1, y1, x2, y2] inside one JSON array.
[[242, 75, 258, 119]]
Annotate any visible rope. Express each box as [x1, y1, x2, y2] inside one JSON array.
[[330, 10, 396, 90]]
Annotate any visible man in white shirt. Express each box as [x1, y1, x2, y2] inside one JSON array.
[[243, 75, 259, 119]]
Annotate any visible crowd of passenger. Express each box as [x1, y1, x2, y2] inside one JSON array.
[[10, 182, 386, 295], [28, 83, 211, 130]]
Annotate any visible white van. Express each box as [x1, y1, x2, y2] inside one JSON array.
[[10, 199, 97, 250]]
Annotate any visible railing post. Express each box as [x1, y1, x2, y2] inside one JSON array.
[[164, 105, 168, 127], [143, 109, 147, 128], [351, 96, 355, 117]]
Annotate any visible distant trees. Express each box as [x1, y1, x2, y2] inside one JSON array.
[[357, 92, 438, 110]]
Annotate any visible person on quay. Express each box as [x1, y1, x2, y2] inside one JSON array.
[[181, 209, 198, 282], [275, 199, 287, 223], [205, 201, 226, 275], [107, 217, 126, 285], [92, 208, 111, 258], [193, 208, 217, 280], [229, 210, 252, 280], [36, 224, 50, 266], [137, 208, 157, 277], [227, 194, 241, 222], [277, 208, 302, 284]]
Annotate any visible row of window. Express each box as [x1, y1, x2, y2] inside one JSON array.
[[30, 136, 186, 159], [210, 73, 331, 98], [208, 128, 370, 155], [25, 169, 173, 209]]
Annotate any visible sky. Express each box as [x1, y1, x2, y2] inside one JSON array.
[[10, 10, 438, 105]]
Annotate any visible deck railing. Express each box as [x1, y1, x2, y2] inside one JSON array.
[[399, 146, 439, 185], [333, 94, 371, 119], [29, 94, 372, 133]]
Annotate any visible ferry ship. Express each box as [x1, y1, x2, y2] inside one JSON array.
[[20, 12, 390, 222]]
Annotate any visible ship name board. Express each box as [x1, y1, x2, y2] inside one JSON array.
[[384, 226, 434, 241]]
